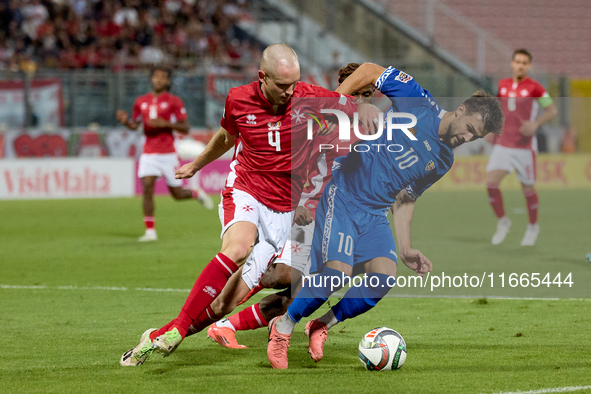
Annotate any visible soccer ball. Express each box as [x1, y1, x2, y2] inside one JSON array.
[[358, 327, 407, 371]]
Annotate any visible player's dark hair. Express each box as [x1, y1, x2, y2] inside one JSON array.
[[512, 49, 532, 62], [338, 63, 362, 84], [463, 91, 505, 135], [150, 66, 173, 91]]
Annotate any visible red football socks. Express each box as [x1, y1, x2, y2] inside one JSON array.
[[229, 303, 268, 331], [524, 189, 539, 224], [487, 183, 505, 219], [143, 216, 155, 230], [185, 306, 222, 337], [150, 253, 238, 339]]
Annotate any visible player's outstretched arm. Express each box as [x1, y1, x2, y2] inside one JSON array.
[[175, 127, 236, 179], [391, 190, 433, 277], [335, 63, 385, 96], [146, 118, 190, 134], [116, 110, 140, 130]]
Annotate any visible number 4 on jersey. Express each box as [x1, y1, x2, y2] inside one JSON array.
[[268, 131, 281, 151]]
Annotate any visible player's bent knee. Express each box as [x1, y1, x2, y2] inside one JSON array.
[[261, 264, 293, 289], [220, 244, 251, 263]]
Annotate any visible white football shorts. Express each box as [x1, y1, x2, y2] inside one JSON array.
[[218, 187, 292, 290], [138, 153, 183, 187], [273, 221, 314, 277], [486, 145, 536, 186]]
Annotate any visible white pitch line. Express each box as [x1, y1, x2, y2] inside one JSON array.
[[489, 385, 591, 394], [1, 284, 590, 301]]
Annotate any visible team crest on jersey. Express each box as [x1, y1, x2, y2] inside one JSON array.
[[520, 89, 529, 96], [291, 108, 306, 124], [160, 102, 169, 109], [141, 102, 148, 110], [425, 160, 435, 171], [395, 72, 413, 83], [246, 114, 256, 125], [267, 121, 281, 131]]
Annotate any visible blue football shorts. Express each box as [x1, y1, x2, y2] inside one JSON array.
[[310, 181, 398, 274]]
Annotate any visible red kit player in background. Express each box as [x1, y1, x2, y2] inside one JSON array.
[[116, 67, 213, 242], [119, 44, 372, 366], [486, 49, 557, 246]]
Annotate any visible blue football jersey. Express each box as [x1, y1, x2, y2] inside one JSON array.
[[331, 67, 454, 215]]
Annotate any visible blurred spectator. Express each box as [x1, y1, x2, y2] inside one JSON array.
[[139, 34, 165, 65], [113, 0, 139, 27], [0, 0, 260, 72]]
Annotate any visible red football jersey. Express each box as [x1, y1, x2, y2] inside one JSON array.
[[299, 131, 361, 216], [221, 81, 356, 212], [494, 77, 549, 150], [132, 91, 187, 154]]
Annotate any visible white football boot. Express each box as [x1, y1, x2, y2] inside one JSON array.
[[138, 229, 158, 242], [120, 328, 158, 366], [491, 217, 512, 245], [520, 223, 540, 246]]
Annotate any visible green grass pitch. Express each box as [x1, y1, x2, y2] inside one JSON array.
[[1, 190, 590, 393]]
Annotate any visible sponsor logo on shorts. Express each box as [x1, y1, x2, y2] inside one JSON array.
[[242, 204, 254, 212]]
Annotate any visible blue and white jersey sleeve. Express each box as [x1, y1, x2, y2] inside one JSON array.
[[375, 66, 443, 118], [375, 67, 433, 99], [404, 171, 442, 201]]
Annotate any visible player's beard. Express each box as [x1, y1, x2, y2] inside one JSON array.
[[441, 124, 459, 148]]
